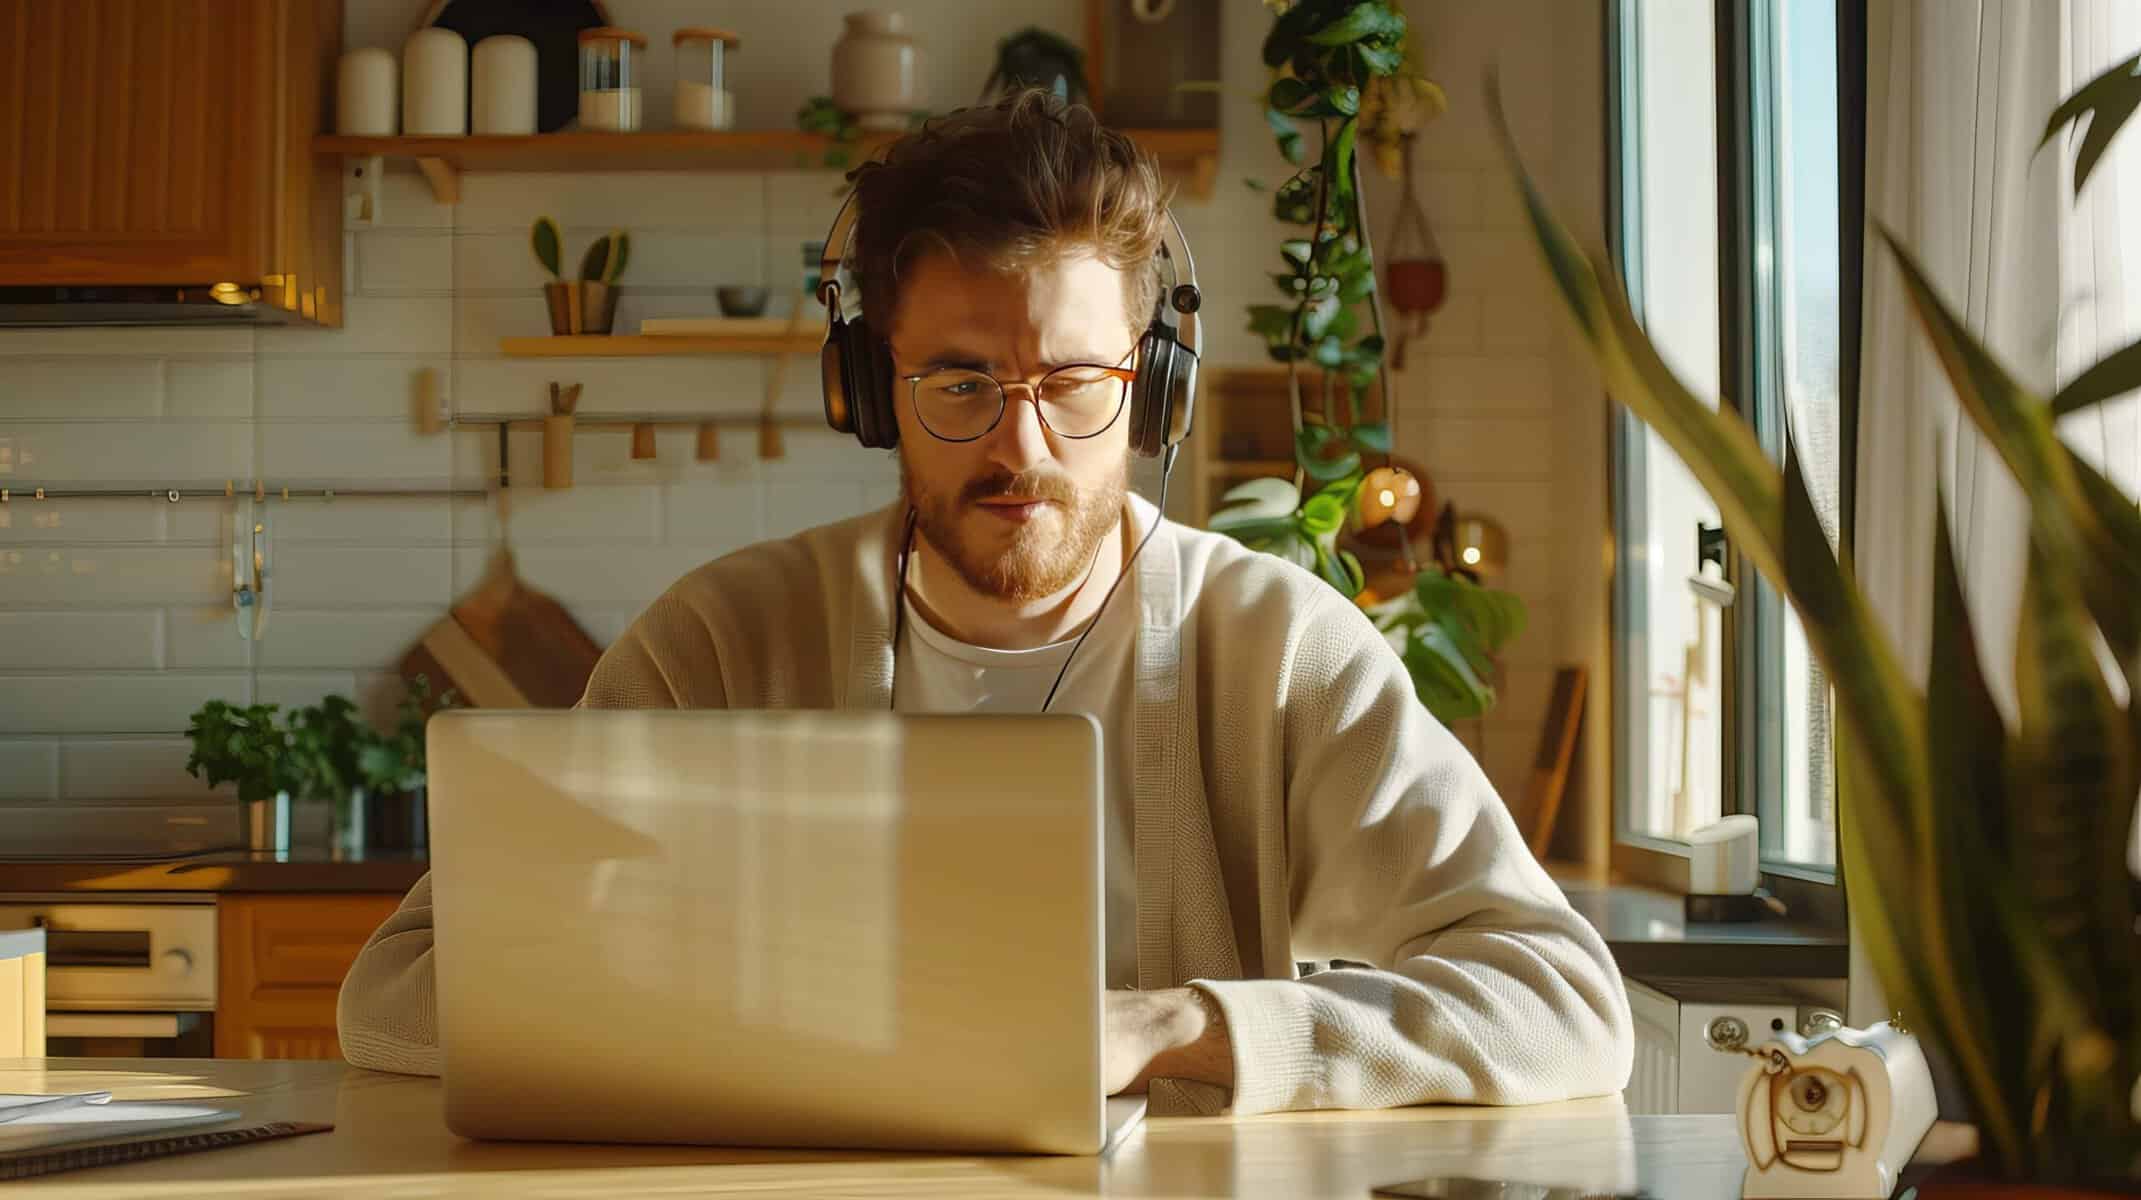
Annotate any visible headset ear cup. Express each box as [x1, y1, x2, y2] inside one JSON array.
[[1129, 331, 1173, 458], [839, 319, 893, 449], [869, 334, 900, 449], [821, 332, 853, 435]]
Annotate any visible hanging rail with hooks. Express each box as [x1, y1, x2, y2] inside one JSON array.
[[0, 482, 491, 503]]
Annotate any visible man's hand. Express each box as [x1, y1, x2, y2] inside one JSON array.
[[1103, 987, 1234, 1096]]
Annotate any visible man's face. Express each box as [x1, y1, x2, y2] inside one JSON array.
[[887, 248, 1139, 603]]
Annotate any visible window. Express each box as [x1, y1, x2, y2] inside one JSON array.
[[1611, 0, 1853, 877]]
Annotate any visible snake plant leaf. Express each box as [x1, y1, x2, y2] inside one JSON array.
[[2040, 51, 2141, 196], [2010, 536, 2139, 1133], [2050, 337, 2141, 416], [1923, 488, 2032, 1154], [2057, 441, 2141, 676], [530, 217, 562, 279], [1880, 229, 2141, 663]]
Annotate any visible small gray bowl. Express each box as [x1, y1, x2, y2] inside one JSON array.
[[716, 285, 770, 317]]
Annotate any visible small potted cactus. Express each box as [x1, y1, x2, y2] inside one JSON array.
[[533, 217, 631, 335]]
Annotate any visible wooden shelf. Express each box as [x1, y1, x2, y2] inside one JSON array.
[[502, 323, 818, 357], [317, 128, 1221, 203]]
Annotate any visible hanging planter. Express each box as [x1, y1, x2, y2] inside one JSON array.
[[1383, 133, 1447, 370]]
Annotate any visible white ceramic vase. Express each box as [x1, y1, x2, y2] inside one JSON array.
[[832, 12, 923, 131]]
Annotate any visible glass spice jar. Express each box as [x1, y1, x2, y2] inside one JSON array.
[[673, 28, 739, 131], [577, 27, 646, 132]]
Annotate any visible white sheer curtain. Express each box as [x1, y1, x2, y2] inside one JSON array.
[[1850, 0, 2141, 1027]]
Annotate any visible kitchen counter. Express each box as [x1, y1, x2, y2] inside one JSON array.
[[0, 850, 427, 896], [0, 1057, 1980, 1198]]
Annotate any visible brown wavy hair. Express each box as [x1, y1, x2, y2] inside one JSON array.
[[846, 89, 1171, 342]]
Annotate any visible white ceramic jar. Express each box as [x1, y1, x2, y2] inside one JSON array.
[[831, 12, 923, 131], [471, 35, 538, 135], [402, 27, 467, 136], [336, 47, 397, 135]]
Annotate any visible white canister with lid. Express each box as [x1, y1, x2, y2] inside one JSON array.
[[471, 35, 538, 135], [832, 12, 924, 131], [402, 27, 468, 136], [336, 47, 397, 135]]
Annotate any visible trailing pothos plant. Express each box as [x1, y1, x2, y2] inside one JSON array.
[[1212, 0, 1525, 724]]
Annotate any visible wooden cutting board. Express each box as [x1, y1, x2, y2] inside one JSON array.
[[399, 548, 603, 708]]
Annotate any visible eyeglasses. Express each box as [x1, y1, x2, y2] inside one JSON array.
[[900, 350, 1139, 442]]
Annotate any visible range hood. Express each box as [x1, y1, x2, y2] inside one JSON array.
[[0, 286, 315, 327]]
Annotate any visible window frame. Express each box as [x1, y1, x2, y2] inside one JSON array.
[[1605, 0, 1864, 902]]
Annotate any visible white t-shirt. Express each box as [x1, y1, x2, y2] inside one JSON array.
[[890, 585, 1139, 989]]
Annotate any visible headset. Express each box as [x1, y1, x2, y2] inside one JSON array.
[[814, 189, 1203, 457], [813, 158, 1203, 713]]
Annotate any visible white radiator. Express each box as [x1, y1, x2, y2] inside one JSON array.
[[1620, 976, 1846, 1114]]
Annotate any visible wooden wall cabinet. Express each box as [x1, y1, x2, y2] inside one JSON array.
[[0, 0, 345, 325], [216, 893, 399, 1061]]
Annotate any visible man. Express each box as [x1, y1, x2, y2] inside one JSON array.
[[339, 92, 1632, 1117]]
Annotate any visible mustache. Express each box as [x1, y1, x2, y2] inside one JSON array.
[[960, 470, 1077, 505]]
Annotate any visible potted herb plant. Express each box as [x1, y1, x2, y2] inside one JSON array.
[[1493, 60, 2141, 1186], [532, 217, 630, 335], [184, 700, 299, 852], [1214, 0, 1524, 724], [355, 677, 456, 853]]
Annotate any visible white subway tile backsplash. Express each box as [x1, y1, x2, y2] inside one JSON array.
[[271, 547, 451, 608], [661, 481, 764, 547], [0, 674, 249, 734], [0, 612, 159, 670], [0, 421, 250, 482], [258, 356, 450, 420], [165, 360, 255, 419], [452, 546, 717, 622], [1413, 355, 1556, 414], [260, 421, 454, 482], [165, 607, 253, 669], [1419, 293, 1485, 353], [61, 737, 226, 802], [0, 803, 240, 854], [454, 295, 552, 348], [451, 484, 659, 544], [450, 357, 762, 420], [1406, 416, 1557, 482], [0, 742, 58, 800], [764, 171, 847, 237], [271, 497, 451, 544], [456, 171, 765, 232], [356, 231, 456, 293], [0, 502, 164, 543], [256, 609, 437, 670], [0, 328, 253, 358], [0, 360, 165, 418], [1480, 290, 1552, 352], [456, 231, 762, 293], [257, 296, 454, 356], [0, 546, 229, 608]]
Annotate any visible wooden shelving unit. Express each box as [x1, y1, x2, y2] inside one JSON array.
[[501, 329, 818, 358], [316, 128, 1220, 204]]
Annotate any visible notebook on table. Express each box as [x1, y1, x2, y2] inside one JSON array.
[[0, 1093, 331, 1181]]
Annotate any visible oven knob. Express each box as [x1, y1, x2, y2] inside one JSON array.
[[161, 948, 194, 973]]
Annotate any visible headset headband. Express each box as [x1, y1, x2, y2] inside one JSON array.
[[815, 186, 1202, 355]]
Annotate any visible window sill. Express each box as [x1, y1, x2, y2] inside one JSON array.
[[1547, 866, 1847, 980]]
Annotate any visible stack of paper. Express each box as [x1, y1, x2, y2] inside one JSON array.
[[0, 1091, 235, 1156]]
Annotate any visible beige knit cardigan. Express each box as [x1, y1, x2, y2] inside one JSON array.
[[337, 497, 1633, 1116]]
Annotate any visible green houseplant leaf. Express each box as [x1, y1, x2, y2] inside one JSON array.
[[2050, 337, 2141, 416], [2040, 51, 2141, 195], [1306, 2, 1404, 47], [530, 217, 562, 279]]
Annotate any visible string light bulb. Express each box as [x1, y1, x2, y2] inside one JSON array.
[[1356, 466, 1423, 529]]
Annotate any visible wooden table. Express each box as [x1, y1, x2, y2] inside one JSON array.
[[0, 1058, 1960, 1198]]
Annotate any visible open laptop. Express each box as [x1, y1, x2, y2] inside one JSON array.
[[426, 709, 1145, 1155]]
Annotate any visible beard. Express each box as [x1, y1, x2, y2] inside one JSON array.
[[902, 456, 1128, 603]]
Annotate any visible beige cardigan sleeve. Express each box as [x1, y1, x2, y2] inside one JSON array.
[[1191, 595, 1634, 1114], [335, 628, 690, 1075]]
